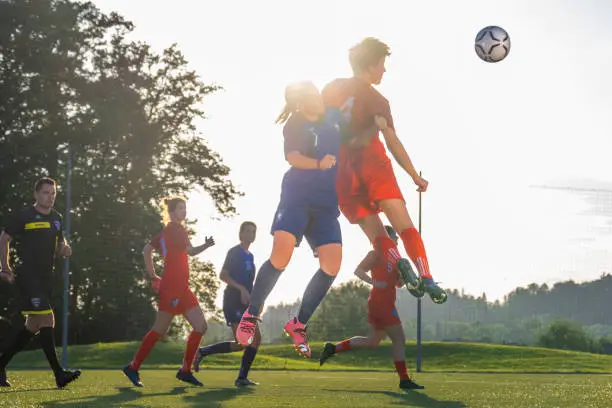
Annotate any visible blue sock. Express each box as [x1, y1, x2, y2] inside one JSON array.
[[297, 269, 336, 324], [238, 346, 258, 379], [198, 341, 233, 356], [247, 260, 283, 316]]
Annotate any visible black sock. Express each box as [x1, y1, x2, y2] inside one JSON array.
[[247, 260, 283, 316], [199, 341, 234, 356], [238, 346, 258, 380], [0, 328, 34, 368], [39, 327, 63, 375], [297, 269, 336, 324]]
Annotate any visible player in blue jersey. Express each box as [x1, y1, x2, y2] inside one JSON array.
[[192, 221, 260, 387], [235, 81, 344, 358]]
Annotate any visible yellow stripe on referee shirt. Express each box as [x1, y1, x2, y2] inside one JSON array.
[[21, 309, 53, 315], [24, 222, 51, 230]]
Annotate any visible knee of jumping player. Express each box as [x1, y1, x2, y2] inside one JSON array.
[[316, 244, 342, 277]]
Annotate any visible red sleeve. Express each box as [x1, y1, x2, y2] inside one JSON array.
[[150, 232, 162, 252], [365, 88, 395, 131], [376, 94, 395, 130], [165, 224, 188, 250]]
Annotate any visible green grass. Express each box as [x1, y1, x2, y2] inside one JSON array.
[[3, 342, 612, 407], [8, 341, 612, 373], [1, 370, 611, 408]]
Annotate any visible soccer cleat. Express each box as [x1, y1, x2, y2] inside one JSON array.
[[399, 377, 425, 390], [176, 369, 203, 387], [55, 369, 82, 389], [193, 348, 206, 373], [0, 367, 10, 387], [397, 258, 424, 298], [319, 342, 336, 366], [235, 377, 259, 387], [122, 365, 144, 387], [236, 311, 261, 347], [284, 317, 311, 358], [421, 278, 448, 304]]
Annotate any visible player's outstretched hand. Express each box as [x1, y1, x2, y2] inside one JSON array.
[[0, 269, 14, 284], [413, 175, 428, 192], [318, 154, 336, 170], [205, 236, 215, 248]]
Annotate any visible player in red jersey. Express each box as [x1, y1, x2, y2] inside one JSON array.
[[322, 37, 446, 303], [122, 197, 215, 387], [319, 226, 423, 390]]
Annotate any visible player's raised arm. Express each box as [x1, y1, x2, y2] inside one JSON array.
[[186, 236, 215, 257]]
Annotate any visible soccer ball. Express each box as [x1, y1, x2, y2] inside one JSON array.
[[474, 26, 511, 63]]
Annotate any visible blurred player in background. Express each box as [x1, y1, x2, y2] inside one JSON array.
[[193, 221, 260, 387], [122, 197, 215, 387], [319, 225, 424, 390]]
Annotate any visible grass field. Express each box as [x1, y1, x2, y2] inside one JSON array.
[[1, 342, 611, 407], [2, 370, 611, 408]]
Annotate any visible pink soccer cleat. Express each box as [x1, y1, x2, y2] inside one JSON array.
[[236, 311, 260, 347], [284, 317, 311, 358]]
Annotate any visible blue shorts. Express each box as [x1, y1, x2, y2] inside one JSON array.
[[270, 205, 342, 250], [223, 292, 246, 326]]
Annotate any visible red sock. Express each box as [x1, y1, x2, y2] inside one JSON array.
[[130, 330, 162, 370], [373, 235, 402, 270], [394, 360, 409, 380], [400, 228, 432, 279], [335, 339, 352, 353], [181, 331, 204, 372]]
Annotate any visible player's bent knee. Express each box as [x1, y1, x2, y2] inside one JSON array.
[[317, 244, 342, 276]]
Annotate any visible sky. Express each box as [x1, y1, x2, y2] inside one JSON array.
[[94, 0, 612, 308]]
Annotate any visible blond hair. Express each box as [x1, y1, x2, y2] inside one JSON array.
[[161, 196, 186, 224], [275, 81, 318, 124]]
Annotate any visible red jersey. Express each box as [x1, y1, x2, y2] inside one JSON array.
[[322, 77, 395, 162], [364, 251, 400, 307], [150, 222, 189, 291]]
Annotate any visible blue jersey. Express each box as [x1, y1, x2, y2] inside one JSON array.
[[222, 245, 256, 300], [279, 108, 343, 209]]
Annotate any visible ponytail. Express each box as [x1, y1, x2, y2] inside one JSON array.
[[275, 103, 294, 124]]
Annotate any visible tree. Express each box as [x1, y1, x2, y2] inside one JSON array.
[[537, 320, 594, 352], [0, 0, 239, 343], [307, 281, 370, 341]]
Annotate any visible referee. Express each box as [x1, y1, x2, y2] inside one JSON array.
[[0, 177, 81, 388]]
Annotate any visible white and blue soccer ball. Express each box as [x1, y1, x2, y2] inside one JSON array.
[[475, 26, 511, 63]]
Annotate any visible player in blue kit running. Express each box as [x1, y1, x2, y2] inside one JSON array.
[[235, 81, 345, 357], [193, 221, 260, 387]]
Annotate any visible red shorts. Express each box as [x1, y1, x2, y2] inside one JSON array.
[[158, 287, 199, 315], [368, 288, 402, 329], [337, 146, 404, 224], [368, 297, 401, 330]]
